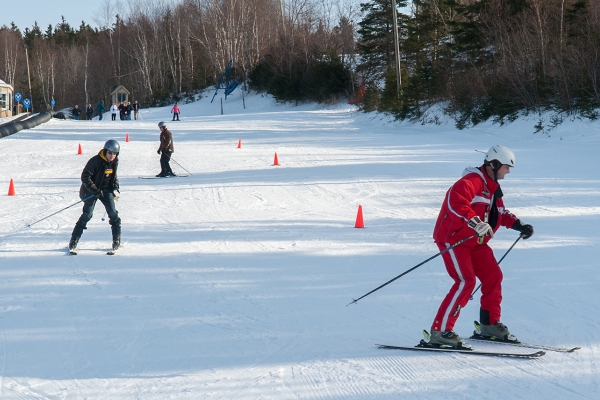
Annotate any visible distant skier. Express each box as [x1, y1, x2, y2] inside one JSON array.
[[428, 145, 534, 348], [69, 140, 121, 253], [171, 103, 180, 121], [156, 121, 175, 177]]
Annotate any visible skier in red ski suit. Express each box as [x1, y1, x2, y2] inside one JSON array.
[[429, 145, 534, 348]]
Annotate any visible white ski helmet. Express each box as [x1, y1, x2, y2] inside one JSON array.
[[484, 145, 515, 167]]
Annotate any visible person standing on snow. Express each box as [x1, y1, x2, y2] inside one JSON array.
[[86, 104, 94, 120], [110, 103, 118, 121], [72, 105, 81, 120], [171, 103, 180, 121], [428, 145, 534, 348], [69, 140, 122, 253], [132, 100, 140, 120], [97, 100, 106, 120], [156, 121, 175, 177]]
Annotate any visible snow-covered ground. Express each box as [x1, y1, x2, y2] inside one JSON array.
[[0, 91, 598, 399]]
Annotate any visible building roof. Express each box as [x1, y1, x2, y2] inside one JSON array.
[[111, 85, 130, 95], [0, 79, 14, 90]]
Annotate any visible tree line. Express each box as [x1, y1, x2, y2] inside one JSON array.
[[1, 0, 359, 111], [1, 0, 599, 127], [358, 0, 600, 127]]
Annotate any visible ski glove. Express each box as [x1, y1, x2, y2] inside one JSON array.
[[512, 219, 534, 239], [157, 149, 162, 154], [468, 216, 494, 238], [94, 188, 104, 198]]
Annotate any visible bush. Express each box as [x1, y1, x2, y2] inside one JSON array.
[[249, 52, 351, 103]]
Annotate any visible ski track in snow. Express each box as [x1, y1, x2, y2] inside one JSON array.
[[0, 92, 599, 398]]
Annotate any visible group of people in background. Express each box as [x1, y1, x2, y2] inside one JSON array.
[[73, 100, 140, 121], [71, 100, 181, 122]]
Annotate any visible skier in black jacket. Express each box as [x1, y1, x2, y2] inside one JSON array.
[[69, 140, 122, 252]]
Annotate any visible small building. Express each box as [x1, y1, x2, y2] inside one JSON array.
[[0, 79, 14, 118], [111, 85, 130, 106]]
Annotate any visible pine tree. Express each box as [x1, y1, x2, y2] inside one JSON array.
[[356, 0, 409, 111]]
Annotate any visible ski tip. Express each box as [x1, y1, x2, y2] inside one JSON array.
[[346, 299, 358, 307]]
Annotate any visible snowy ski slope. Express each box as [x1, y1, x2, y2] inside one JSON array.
[[0, 91, 598, 399]]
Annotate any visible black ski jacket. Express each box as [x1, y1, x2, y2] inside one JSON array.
[[79, 149, 119, 199]]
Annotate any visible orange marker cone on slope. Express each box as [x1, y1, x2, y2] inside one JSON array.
[[237, 139, 241, 148], [8, 179, 15, 196], [78, 144, 82, 154], [354, 205, 364, 228], [126, 133, 129, 142], [273, 152, 280, 166]]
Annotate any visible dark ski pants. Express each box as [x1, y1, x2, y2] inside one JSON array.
[[160, 150, 174, 175], [431, 241, 503, 332], [71, 192, 121, 240], [172, 113, 180, 121]]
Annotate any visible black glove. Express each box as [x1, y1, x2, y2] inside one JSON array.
[[157, 149, 162, 155], [94, 188, 104, 198], [512, 219, 534, 239]]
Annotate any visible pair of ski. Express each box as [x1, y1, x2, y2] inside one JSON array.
[[138, 175, 188, 179], [69, 246, 120, 256], [377, 322, 580, 359]]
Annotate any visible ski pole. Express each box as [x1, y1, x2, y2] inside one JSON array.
[[27, 194, 95, 228], [347, 233, 478, 306], [470, 234, 523, 300], [164, 152, 192, 175]]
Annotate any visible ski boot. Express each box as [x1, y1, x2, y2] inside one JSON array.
[[428, 330, 471, 349], [68, 237, 79, 253], [476, 321, 519, 343], [112, 237, 121, 251]]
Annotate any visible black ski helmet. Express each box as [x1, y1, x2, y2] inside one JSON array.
[[104, 139, 120, 155]]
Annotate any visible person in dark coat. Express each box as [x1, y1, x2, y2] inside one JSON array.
[[72, 105, 81, 120], [97, 101, 106, 120], [118, 102, 126, 120], [86, 104, 94, 120], [132, 100, 140, 120], [69, 140, 122, 252], [156, 121, 175, 177]]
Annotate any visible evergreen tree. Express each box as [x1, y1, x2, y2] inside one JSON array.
[[356, 0, 408, 111]]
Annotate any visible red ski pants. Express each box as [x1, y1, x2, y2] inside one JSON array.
[[431, 241, 503, 332]]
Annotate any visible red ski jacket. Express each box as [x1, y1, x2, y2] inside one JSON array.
[[433, 166, 518, 246]]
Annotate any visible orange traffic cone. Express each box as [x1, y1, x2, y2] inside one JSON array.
[[78, 144, 82, 154], [237, 139, 241, 148], [273, 152, 280, 166], [126, 133, 129, 142], [8, 179, 15, 196], [354, 205, 364, 228]]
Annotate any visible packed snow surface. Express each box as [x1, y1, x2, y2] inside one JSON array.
[[0, 92, 598, 399]]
